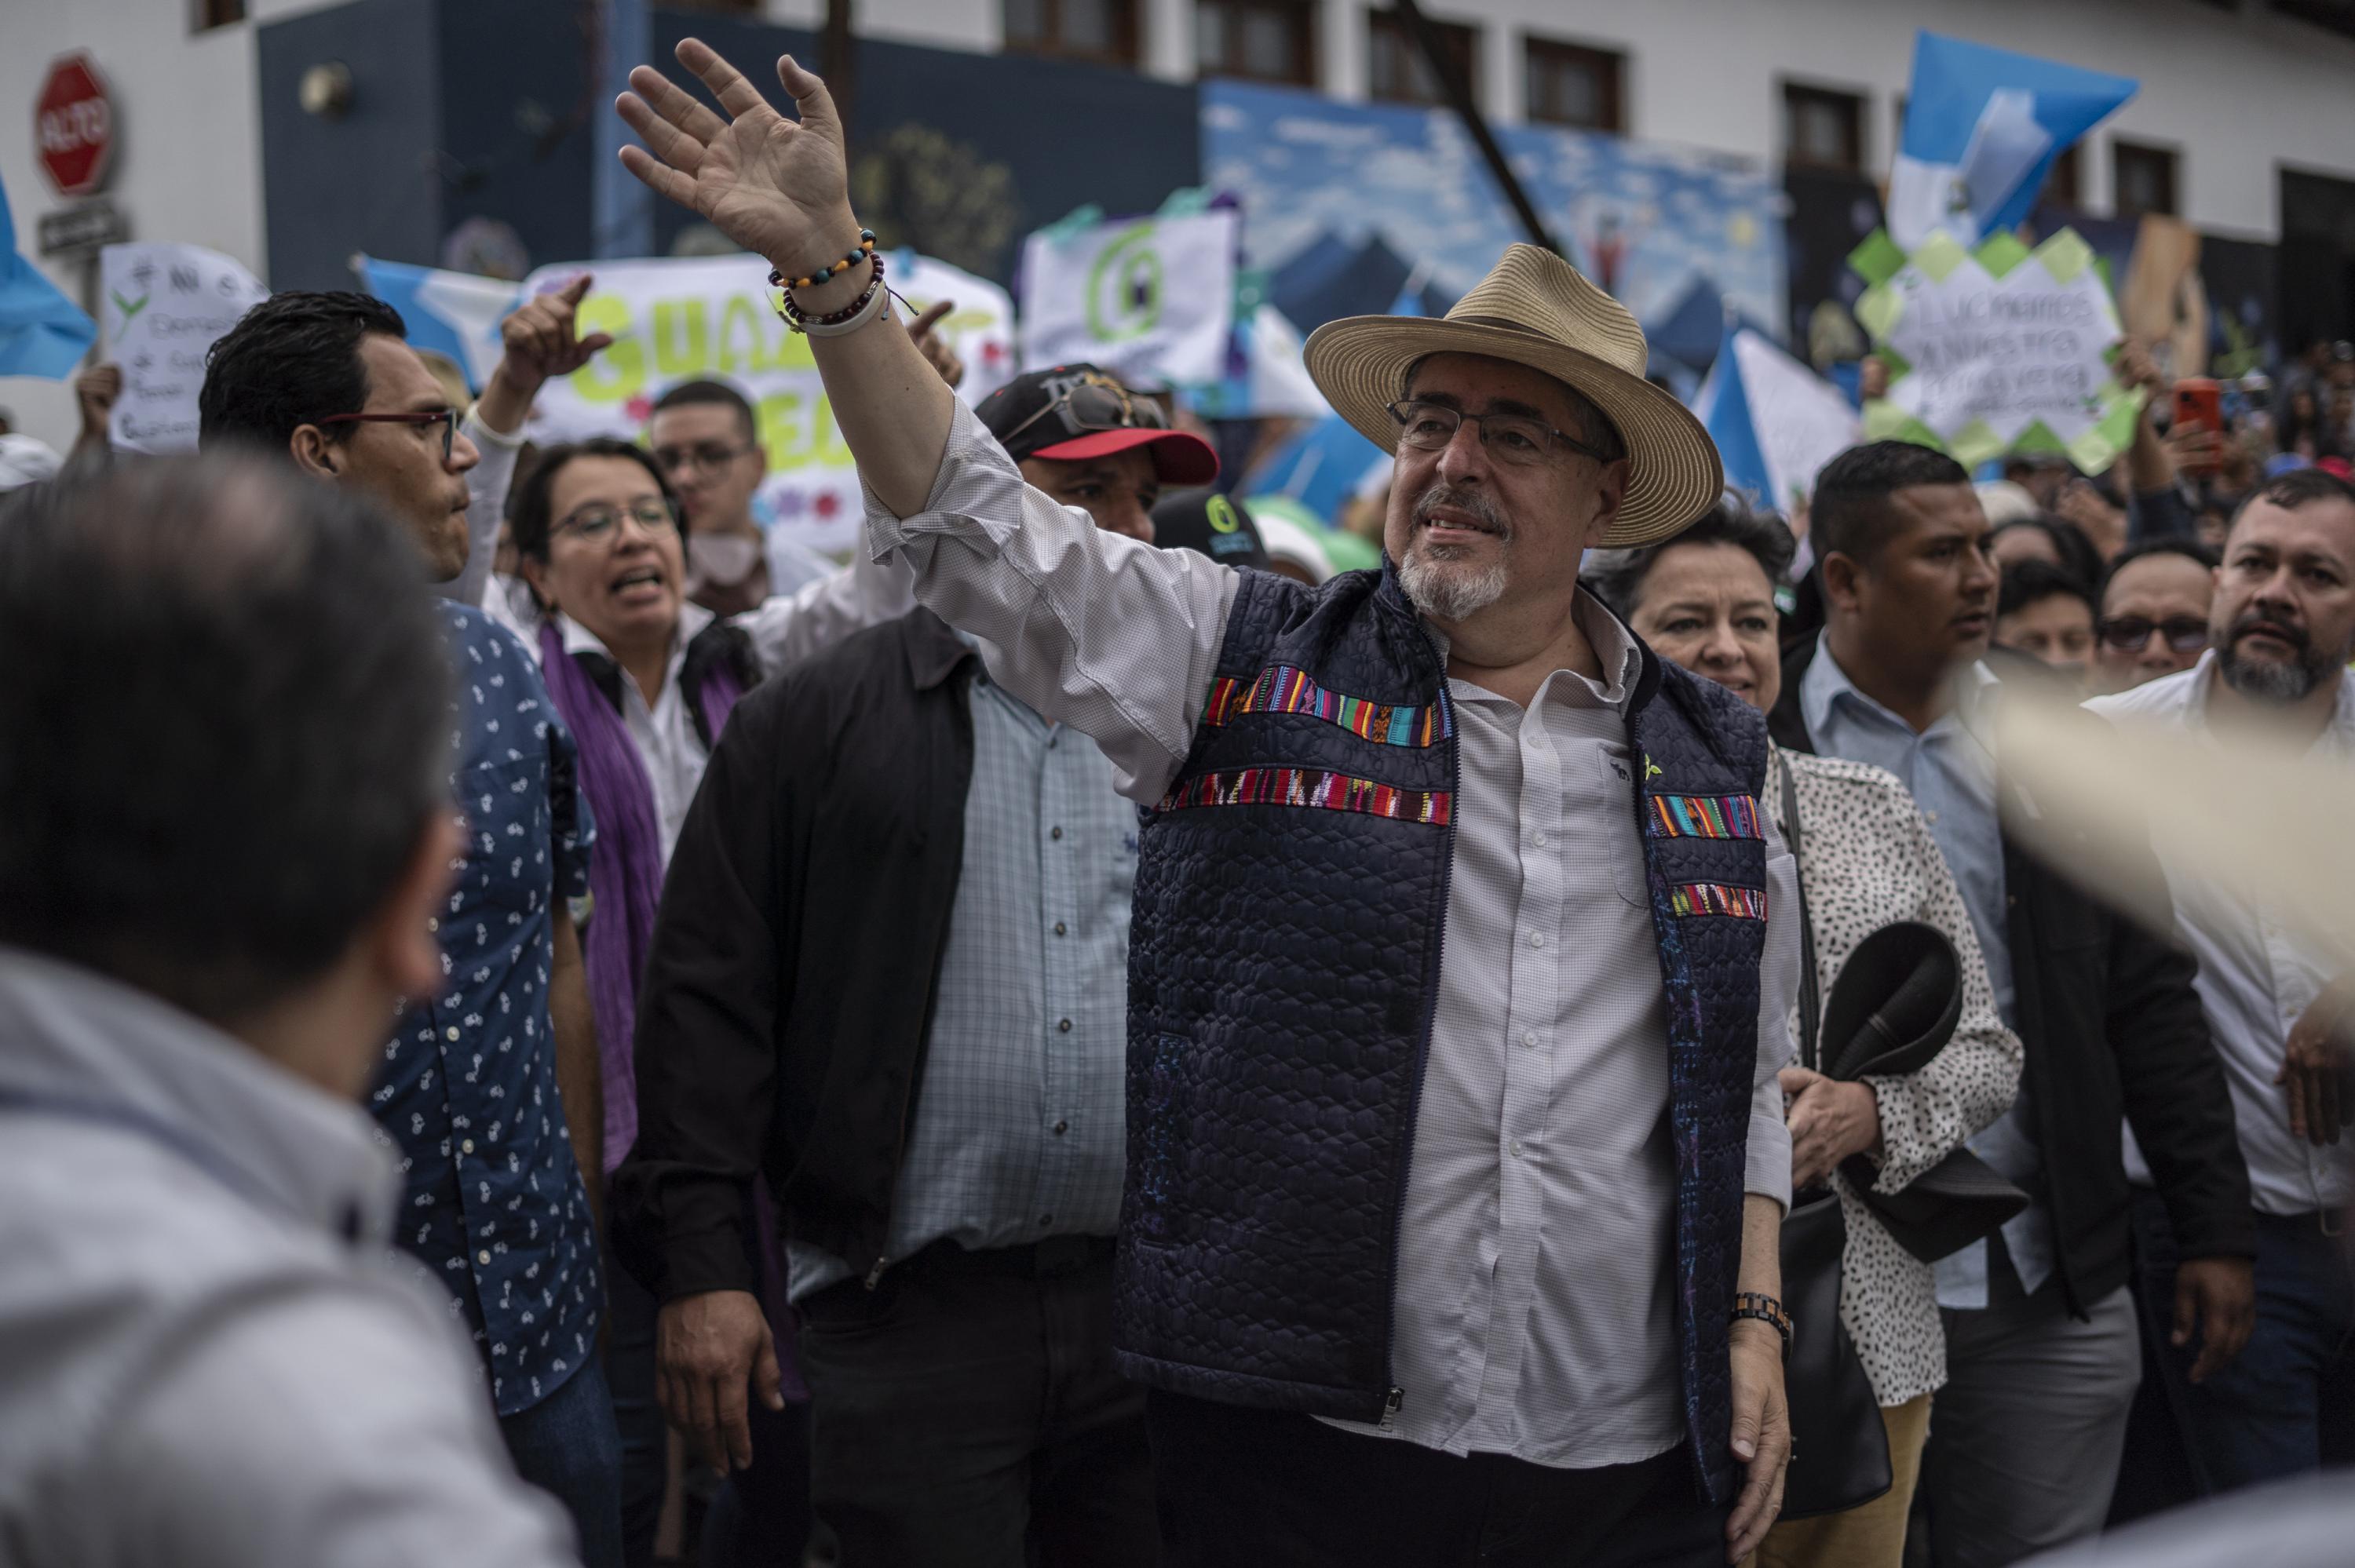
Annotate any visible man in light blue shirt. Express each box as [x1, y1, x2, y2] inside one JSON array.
[[1772, 440, 2255, 1568]]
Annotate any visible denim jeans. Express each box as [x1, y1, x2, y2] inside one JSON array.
[[2133, 1187, 2355, 1491], [501, 1357, 626, 1568], [603, 1245, 668, 1568]]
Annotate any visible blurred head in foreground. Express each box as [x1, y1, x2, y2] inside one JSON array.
[[0, 455, 457, 1093]]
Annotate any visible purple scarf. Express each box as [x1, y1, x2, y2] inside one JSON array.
[[539, 618, 743, 1175]]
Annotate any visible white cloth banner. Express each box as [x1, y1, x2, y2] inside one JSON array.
[[100, 242, 268, 454], [1020, 210, 1236, 387], [521, 250, 1015, 554]]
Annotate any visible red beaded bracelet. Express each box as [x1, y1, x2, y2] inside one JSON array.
[[775, 253, 887, 334]]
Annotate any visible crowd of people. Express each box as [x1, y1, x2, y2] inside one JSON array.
[[2, 35, 2352, 1568]]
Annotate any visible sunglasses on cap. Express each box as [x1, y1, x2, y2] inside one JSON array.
[[2099, 615, 2210, 654], [1002, 371, 1169, 449]]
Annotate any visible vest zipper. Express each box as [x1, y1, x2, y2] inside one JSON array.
[[1379, 635, 1457, 1424]]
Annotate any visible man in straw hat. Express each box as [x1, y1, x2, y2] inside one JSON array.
[[613, 41, 1796, 1563]]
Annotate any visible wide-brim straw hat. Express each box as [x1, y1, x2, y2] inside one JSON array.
[[1302, 242, 1722, 548]]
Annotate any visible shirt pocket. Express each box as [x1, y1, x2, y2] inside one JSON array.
[[458, 752, 557, 916], [1594, 746, 1650, 910]]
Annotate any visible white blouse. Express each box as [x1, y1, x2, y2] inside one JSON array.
[[1769, 745, 2025, 1408]]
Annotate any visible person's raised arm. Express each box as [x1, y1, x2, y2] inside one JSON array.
[[615, 43, 953, 519]]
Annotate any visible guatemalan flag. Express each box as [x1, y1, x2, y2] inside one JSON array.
[[1695, 318, 1862, 515], [352, 255, 524, 392], [1886, 32, 2137, 253]]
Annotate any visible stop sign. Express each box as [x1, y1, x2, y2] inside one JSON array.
[[35, 53, 115, 199]]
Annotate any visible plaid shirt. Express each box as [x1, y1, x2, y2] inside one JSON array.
[[786, 665, 1134, 1298]]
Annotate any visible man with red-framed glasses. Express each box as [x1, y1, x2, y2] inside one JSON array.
[[199, 292, 626, 1568]]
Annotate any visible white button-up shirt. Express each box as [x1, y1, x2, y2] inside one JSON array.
[[864, 400, 1798, 1471], [2089, 651, 2355, 1216], [556, 602, 714, 866]]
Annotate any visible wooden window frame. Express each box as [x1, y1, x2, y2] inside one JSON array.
[[1003, 0, 1142, 69], [1782, 80, 1866, 176], [1196, 0, 1317, 86], [2112, 138, 2180, 218], [1366, 9, 1480, 109], [1522, 35, 1625, 133], [195, 0, 246, 30]]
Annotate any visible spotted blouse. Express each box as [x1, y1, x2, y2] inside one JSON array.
[[1769, 745, 2024, 1408], [372, 602, 600, 1417]]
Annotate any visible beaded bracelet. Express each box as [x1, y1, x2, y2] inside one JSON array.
[[1730, 1291, 1792, 1358], [769, 229, 878, 294], [777, 253, 889, 337]]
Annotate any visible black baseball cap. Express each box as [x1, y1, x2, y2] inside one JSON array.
[[977, 364, 1218, 485], [1151, 487, 1271, 570]]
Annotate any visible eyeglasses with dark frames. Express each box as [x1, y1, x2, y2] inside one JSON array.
[[314, 407, 461, 461], [2098, 614, 2211, 654], [1386, 399, 1614, 467]]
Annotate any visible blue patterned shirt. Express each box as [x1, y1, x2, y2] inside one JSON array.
[[371, 602, 601, 1415]]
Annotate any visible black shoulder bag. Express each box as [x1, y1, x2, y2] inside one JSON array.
[[1773, 753, 1893, 1520]]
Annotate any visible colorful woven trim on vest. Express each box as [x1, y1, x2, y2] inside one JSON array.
[[1199, 665, 1450, 747], [1667, 881, 1768, 920], [1159, 765, 1453, 825], [1646, 793, 1765, 841]]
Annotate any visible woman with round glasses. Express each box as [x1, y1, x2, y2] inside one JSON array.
[[507, 439, 811, 1566], [1588, 499, 2021, 1568], [2094, 538, 2221, 694]]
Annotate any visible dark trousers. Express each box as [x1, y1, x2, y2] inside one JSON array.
[[604, 1242, 668, 1568], [1145, 1388, 1726, 1568], [2133, 1188, 2355, 1491], [795, 1238, 1156, 1567], [501, 1356, 626, 1568]]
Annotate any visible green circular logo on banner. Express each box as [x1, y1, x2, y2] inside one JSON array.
[[1206, 494, 1241, 534], [1087, 223, 1164, 343]]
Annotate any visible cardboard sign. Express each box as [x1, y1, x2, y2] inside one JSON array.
[[100, 242, 268, 454]]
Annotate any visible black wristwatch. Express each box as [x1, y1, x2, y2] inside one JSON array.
[[1730, 1292, 1792, 1358]]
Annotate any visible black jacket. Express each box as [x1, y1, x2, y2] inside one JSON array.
[[1770, 636, 2255, 1314], [612, 609, 977, 1300]]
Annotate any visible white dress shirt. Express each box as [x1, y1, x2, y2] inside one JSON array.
[[2088, 652, 2355, 1216], [556, 601, 715, 866], [864, 400, 1797, 1470]]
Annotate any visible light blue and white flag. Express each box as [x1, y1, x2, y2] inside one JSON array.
[[352, 255, 522, 391], [0, 172, 96, 379], [1886, 32, 2136, 253], [1695, 319, 1861, 514]]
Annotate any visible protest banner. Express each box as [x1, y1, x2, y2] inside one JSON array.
[[520, 250, 1014, 555], [100, 242, 267, 453], [1850, 225, 2138, 472], [1020, 209, 1237, 387]]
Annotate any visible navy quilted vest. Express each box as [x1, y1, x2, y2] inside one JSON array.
[[1118, 564, 1769, 1501]]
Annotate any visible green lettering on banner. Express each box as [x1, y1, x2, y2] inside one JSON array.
[[758, 391, 807, 470], [812, 396, 853, 468], [1086, 222, 1164, 344], [571, 294, 642, 404], [717, 296, 769, 374], [652, 301, 710, 378]]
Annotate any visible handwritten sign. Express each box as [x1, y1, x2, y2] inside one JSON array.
[[521, 250, 1013, 553], [1853, 226, 2140, 472], [100, 242, 268, 454]]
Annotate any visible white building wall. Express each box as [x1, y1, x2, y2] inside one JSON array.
[[7, 0, 2353, 450]]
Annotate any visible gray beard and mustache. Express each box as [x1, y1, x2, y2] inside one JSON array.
[[1397, 482, 1513, 622], [2216, 609, 2346, 703]]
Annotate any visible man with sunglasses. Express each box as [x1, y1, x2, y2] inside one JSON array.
[[199, 292, 625, 1567], [2095, 539, 2222, 694]]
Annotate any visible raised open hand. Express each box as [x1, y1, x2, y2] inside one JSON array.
[[615, 41, 857, 277]]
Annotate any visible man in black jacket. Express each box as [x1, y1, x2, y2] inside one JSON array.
[[1773, 442, 2256, 1568], [612, 369, 1213, 1565]]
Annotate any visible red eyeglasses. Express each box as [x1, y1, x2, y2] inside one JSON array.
[[314, 408, 460, 461]]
